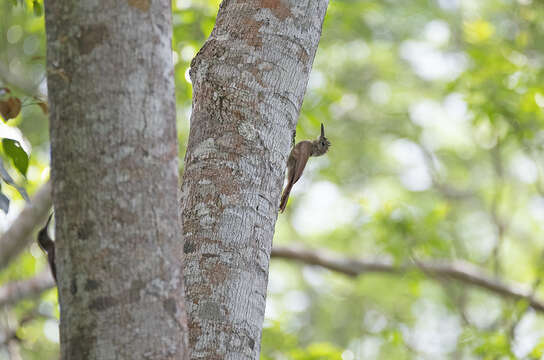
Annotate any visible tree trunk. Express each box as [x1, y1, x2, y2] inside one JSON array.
[[181, 0, 329, 358], [44, 1, 189, 359]]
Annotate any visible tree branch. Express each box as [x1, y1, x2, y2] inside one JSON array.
[[2, 243, 543, 313], [271, 246, 544, 312], [0, 270, 55, 307], [0, 181, 52, 272]]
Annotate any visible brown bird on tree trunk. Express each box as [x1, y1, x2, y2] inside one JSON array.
[[279, 123, 331, 212], [37, 213, 56, 282]]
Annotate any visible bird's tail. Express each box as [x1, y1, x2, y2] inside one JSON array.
[[279, 182, 294, 213]]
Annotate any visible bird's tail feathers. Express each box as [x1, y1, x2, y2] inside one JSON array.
[[279, 183, 294, 213]]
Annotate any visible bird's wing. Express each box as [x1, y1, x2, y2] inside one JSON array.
[[291, 142, 311, 184]]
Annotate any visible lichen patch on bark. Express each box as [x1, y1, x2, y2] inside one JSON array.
[[77, 220, 95, 240], [88, 295, 117, 311], [198, 301, 225, 321], [88, 279, 146, 312], [240, 17, 265, 48], [163, 298, 178, 316], [85, 279, 101, 291], [204, 261, 229, 285], [78, 24, 108, 55], [67, 331, 95, 359], [127, 0, 150, 12], [259, 0, 292, 20]]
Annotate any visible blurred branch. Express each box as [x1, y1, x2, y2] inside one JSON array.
[[0, 303, 56, 360], [1, 306, 34, 345], [0, 62, 43, 98], [0, 181, 52, 272], [508, 250, 544, 340], [6, 340, 23, 360], [271, 246, 544, 312], [0, 270, 55, 307]]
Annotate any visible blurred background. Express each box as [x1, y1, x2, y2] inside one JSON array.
[[2, 0, 544, 358]]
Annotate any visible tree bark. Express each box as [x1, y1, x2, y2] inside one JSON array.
[[44, 1, 189, 359], [180, 0, 329, 358]]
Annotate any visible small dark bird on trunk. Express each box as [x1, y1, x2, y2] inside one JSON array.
[[279, 123, 330, 212], [37, 213, 56, 282]]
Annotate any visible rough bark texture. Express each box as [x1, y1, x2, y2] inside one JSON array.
[[44, 1, 189, 359], [180, 0, 329, 358]]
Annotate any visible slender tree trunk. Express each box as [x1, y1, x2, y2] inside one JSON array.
[[181, 0, 328, 358], [44, 1, 189, 359]]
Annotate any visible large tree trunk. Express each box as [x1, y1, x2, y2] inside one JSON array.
[[44, 1, 189, 359], [181, 0, 329, 358]]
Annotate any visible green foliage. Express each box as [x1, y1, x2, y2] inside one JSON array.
[[32, 0, 42, 17], [290, 343, 343, 360], [474, 332, 515, 359], [3, 138, 29, 176], [7, 0, 44, 18], [530, 338, 544, 359], [261, 322, 343, 360]]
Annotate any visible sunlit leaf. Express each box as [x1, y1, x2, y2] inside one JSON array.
[[290, 343, 343, 360], [464, 20, 495, 43], [531, 339, 544, 359]]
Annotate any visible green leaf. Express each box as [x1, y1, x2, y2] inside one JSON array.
[[2, 138, 29, 176], [32, 0, 42, 16]]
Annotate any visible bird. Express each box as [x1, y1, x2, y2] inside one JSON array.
[[279, 123, 330, 212]]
